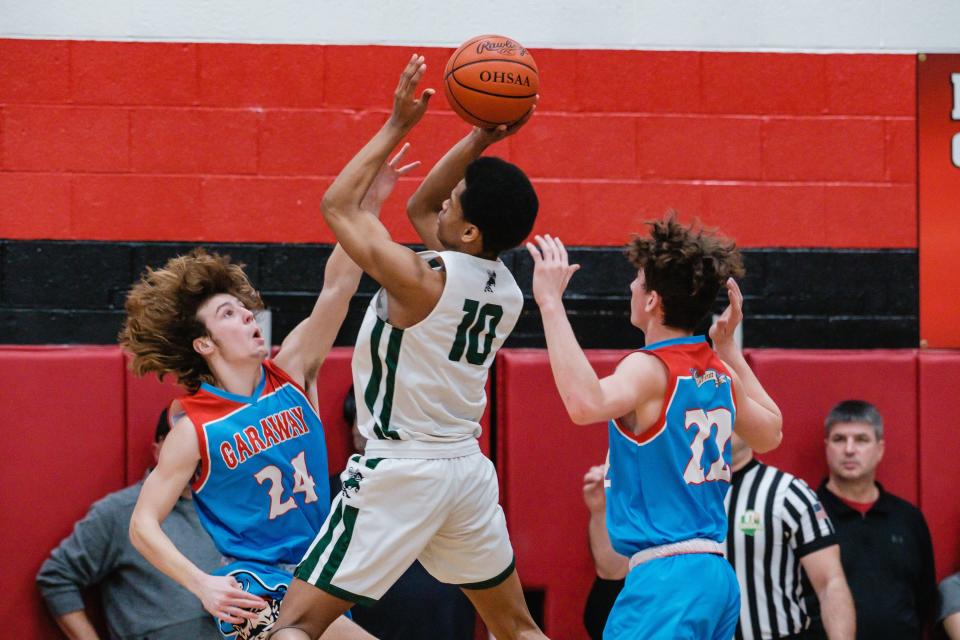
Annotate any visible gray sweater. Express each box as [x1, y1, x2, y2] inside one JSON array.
[[36, 480, 223, 640]]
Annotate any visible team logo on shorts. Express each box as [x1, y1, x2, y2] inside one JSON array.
[[341, 467, 364, 498], [229, 598, 281, 640], [738, 510, 762, 536]]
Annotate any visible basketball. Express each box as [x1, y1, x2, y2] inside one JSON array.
[[444, 34, 539, 128]]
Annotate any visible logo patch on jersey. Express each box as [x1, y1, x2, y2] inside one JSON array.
[[738, 510, 762, 536], [690, 368, 731, 388], [484, 270, 497, 292], [341, 467, 363, 498], [813, 502, 829, 521]]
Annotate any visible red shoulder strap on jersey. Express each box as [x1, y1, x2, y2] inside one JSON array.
[[610, 349, 674, 445], [262, 359, 307, 396]]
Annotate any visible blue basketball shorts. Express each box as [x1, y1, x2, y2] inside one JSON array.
[[603, 552, 740, 640]]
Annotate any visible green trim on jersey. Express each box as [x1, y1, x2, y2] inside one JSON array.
[[458, 556, 516, 590], [379, 326, 403, 439], [364, 319, 387, 439], [364, 457, 384, 469], [363, 317, 403, 440]]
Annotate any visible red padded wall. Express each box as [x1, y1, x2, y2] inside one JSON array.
[[0, 346, 126, 639], [124, 361, 185, 484], [496, 349, 628, 638], [9, 344, 955, 639], [918, 351, 960, 580], [747, 349, 919, 503]]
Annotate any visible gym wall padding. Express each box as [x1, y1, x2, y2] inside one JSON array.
[[918, 351, 960, 581], [747, 349, 918, 504], [3, 345, 956, 639], [496, 349, 628, 636], [0, 346, 127, 638]]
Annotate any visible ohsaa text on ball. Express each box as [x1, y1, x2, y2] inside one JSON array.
[[479, 70, 532, 87]]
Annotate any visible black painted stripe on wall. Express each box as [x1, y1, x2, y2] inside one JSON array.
[[0, 241, 918, 349]]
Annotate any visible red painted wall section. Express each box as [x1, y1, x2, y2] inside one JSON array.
[[918, 54, 960, 348], [0, 40, 916, 248], [918, 351, 960, 581]]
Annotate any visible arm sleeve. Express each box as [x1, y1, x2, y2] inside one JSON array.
[[35, 496, 122, 617], [781, 478, 837, 558]]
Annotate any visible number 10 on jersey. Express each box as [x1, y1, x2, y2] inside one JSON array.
[[449, 299, 503, 365]]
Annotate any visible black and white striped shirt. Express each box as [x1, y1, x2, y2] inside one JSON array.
[[724, 459, 836, 640]]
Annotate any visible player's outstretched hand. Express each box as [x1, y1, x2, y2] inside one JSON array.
[[474, 97, 538, 144], [526, 234, 580, 309], [196, 573, 268, 624], [361, 142, 421, 213], [582, 464, 607, 515], [709, 277, 744, 354], [389, 54, 434, 132]]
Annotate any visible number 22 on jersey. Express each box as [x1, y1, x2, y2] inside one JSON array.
[[254, 451, 318, 520], [683, 408, 733, 485]]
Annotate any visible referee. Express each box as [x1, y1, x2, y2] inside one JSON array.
[[725, 433, 855, 640]]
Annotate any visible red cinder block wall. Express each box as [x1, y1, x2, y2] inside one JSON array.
[[0, 40, 916, 250]]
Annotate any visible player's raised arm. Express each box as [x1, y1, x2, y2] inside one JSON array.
[[528, 234, 665, 426], [275, 148, 420, 386], [407, 110, 534, 251], [710, 278, 783, 453], [320, 55, 437, 297]]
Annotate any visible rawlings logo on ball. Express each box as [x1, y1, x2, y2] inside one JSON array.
[[476, 39, 528, 57]]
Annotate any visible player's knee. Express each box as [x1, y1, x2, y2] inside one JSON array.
[[267, 625, 312, 640]]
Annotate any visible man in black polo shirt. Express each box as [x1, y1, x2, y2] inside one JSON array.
[[817, 400, 937, 640]]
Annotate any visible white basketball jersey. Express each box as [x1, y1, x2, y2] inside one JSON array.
[[352, 250, 522, 457]]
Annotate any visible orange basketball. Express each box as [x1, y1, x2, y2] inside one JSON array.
[[444, 34, 539, 128]]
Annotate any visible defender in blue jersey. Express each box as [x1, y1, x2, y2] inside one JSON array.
[[120, 153, 417, 640], [527, 218, 783, 639]]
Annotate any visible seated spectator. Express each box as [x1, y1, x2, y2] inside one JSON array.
[[333, 385, 477, 639], [940, 572, 960, 639], [816, 400, 936, 640], [36, 408, 222, 640]]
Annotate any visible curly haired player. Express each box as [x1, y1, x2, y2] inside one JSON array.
[[527, 216, 783, 639], [121, 153, 416, 640]]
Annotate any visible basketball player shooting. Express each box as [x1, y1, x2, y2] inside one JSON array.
[[526, 220, 783, 639], [271, 55, 547, 640]]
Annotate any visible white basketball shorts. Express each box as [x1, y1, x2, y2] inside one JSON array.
[[294, 451, 515, 603]]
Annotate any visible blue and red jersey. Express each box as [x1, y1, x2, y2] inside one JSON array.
[[179, 360, 330, 567], [605, 335, 737, 556]]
